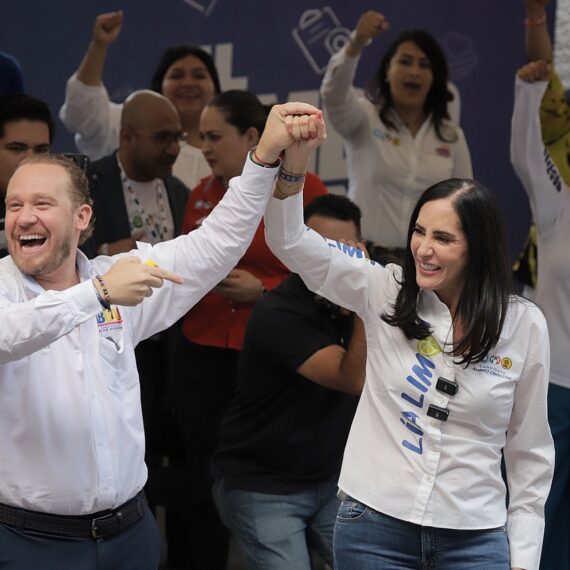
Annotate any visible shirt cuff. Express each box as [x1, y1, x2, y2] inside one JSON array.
[[506, 514, 545, 570]]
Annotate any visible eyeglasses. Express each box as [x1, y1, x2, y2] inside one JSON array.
[[427, 377, 458, 422], [132, 129, 188, 147]]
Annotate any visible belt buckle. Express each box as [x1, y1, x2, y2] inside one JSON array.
[[91, 510, 121, 539]]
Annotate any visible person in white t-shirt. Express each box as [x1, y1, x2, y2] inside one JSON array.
[[59, 10, 220, 189], [321, 10, 472, 260], [264, 132, 553, 569]]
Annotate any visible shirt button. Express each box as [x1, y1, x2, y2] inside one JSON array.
[[429, 443, 440, 453], [430, 420, 439, 428]]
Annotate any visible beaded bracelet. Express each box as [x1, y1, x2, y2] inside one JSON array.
[[524, 14, 546, 27], [249, 147, 281, 169], [93, 275, 111, 309], [92, 280, 108, 310]]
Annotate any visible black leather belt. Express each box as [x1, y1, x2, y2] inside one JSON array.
[[0, 491, 146, 539]]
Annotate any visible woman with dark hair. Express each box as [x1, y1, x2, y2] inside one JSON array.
[[320, 10, 472, 260], [171, 89, 328, 568], [264, 172, 554, 569], [60, 10, 221, 188]]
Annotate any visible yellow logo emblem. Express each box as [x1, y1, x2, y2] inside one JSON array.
[[417, 336, 442, 357], [501, 357, 512, 370]]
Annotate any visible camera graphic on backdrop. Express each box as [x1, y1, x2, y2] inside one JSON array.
[[293, 7, 351, 75], [182, 0, 219, 17]]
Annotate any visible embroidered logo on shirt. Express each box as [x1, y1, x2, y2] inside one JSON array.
[[417, 336, 442, 357], [371, 128, 400, 145], [472, 353, 514, 379], [435, 144, 451, 157]]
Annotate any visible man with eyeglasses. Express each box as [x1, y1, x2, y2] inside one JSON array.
[[81, 89, 190, 555], [0, 94, 54, 258]]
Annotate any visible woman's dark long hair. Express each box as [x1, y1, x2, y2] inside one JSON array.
[[382, 179, 512, 365], [207, 90, 268, 136], [365, 30, 455, 143], [150, 45, 221, 95]]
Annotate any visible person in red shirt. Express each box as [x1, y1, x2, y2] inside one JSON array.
[[171, 90, 327, 568]]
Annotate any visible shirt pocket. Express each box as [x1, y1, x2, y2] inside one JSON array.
[[98, 330, 139, 393]]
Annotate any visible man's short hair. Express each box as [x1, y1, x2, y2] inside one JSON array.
[[15, 154, 94, 244], [304, 194, 362, 239], [0, 94, 55, 143]]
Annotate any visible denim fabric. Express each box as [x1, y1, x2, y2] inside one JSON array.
[[0, 505, 160, 570], [540, 383, 570, 570], [334, 497, 509, 570], [212, 477, 339, 570]]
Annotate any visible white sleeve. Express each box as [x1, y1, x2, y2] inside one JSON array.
[[59, 73, 122, 160], [109, 157, 280, 343], [320, 48, 369, 139], [510, 76, 568, 233], [264, 191, 391, 318], [451, 127, 473, 179], [0, 279, 101, 364], [503, 309, 554, 570]]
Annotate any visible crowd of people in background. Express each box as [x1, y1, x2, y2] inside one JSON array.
[[0, 0, 567, 569]]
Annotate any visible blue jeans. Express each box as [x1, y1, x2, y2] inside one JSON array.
[[212, 477, 339, 570], [334, 497, 509, 570], [540, 383, 570, 570]]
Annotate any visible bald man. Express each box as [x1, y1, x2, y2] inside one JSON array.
[[81, 90, 191, 560]]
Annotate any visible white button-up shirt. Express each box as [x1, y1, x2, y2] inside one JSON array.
[[264, 192, 554, 570], [320, 48, 473, 247], [511, 76, 570, 391], [0, 158, 277, 515]]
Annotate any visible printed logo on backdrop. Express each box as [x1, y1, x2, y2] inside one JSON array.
[[182, 0, 219, 17], [293, 7, 351, 75], [440, 32, 478, 81]]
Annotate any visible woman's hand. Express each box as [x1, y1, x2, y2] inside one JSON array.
[[254, 102, 321, 164], [517, 60, 551, 82], [212, 269, 265, 304], [281, 111, 327, 174], [92, 11, 124, 47], [347, 11, 390, 56]]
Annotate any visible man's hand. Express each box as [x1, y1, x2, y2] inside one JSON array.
[[212, 268, 264, 304], [254, 102, 322, 164], [99, 256, 183, 306], [92, 11, 124, 47], [517, 60, 551, 82]]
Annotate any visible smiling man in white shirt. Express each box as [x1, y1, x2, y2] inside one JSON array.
[[0, 101, 324, 569]]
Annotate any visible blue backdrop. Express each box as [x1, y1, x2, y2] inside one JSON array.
[[1, 0, 557, 257]]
